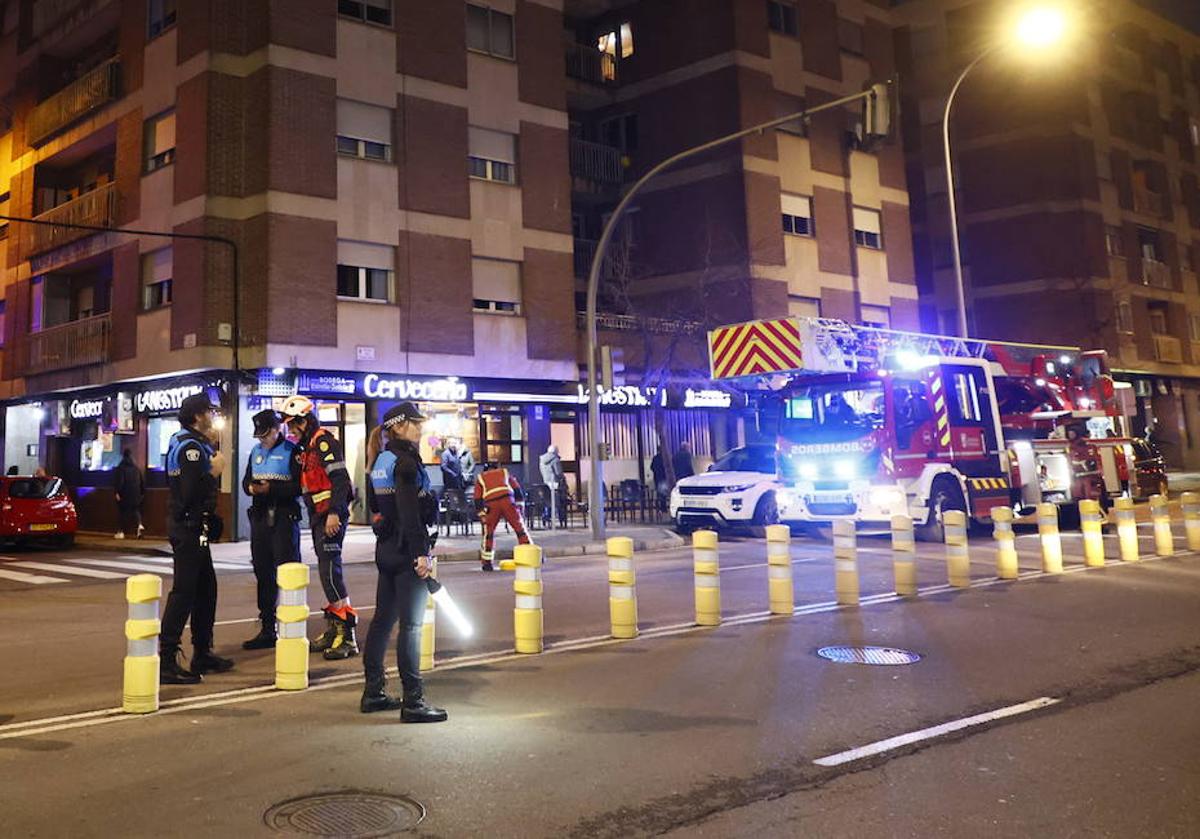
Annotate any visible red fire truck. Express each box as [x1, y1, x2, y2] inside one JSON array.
[[707, 317, 1137, 540]]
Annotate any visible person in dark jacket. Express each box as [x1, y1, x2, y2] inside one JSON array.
[[650, 449, 668, 512], [114, 450, 145, 539], [673, 442, 695, 482], [360, 401, 447, 723], [439, 440, 464, 491], [240, 409, 302, 650], [160, 393, 234, 684]]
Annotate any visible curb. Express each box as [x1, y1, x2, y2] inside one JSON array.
[[434, 530, 687, 563], [76, 535, 172, 557]]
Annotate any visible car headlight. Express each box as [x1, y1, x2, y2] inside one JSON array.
[[724, 483, 755, 493], [834, 459, 856, 479], [799, 463, 819, 480]]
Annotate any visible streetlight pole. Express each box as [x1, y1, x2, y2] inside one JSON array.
[[584, 86, 887, 540]]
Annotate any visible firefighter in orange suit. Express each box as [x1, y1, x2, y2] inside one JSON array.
[[474, 463, 531, 571]]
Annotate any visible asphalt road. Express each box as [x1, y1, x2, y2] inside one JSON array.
[[1, 524, 1199, 836]]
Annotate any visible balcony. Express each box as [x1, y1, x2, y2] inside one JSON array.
[[1153, 334, 1183, 363], [27, 182, 116, 256], [570, 139, 623, 188], [13, 314, 111, 376], [1138, 258, 1172, 289], [566, 42, 617, 86], [1133, 188, 1165, 217], [575, 311, 703, 335], [27, 56, 121, 146]]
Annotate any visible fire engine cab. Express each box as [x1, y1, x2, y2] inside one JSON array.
[[707, 317, 1136, 540]]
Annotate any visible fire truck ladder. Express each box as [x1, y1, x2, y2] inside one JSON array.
[[807, 318, 995, 374]]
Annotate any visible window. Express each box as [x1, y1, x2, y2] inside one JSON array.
[[950, 371, 983, 422], [1105, 225, 1125, 257], [336, 99, 393, 162], [141, 248, 173, 310], [338, 0, 391, 26], [837, 19, 864, 55], [1116, 299, 1134, 333], [1190, 117, 1200, 148], [600, 113, 638, 153], [853, 207, 883, 249], [468, 127, 517, 184], [148, 417, 180, 472], [781, 194, 813, 236], [466, 4, 514, 59], [472, 257, 521, 315], [766, 1, 797, 36], [1138, 227, 1162, 262], [597, 21, 634, 59], [860, 305, 890, 328], [336, 241, 394, 302], [148, 0, 177, 38], [1190, 313, 1200, 343], [1149, 304, 1168, 335], [787, 296, 820, 319], [143, 110, 175, 173], [482, 405, 525, 464]]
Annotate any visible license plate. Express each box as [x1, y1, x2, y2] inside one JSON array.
[[687, 498, 715, 508], [29, 523, 57, 532]]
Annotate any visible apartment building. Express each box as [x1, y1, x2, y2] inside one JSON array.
[[0, 0, 581, 534], [893, 0, 1200, 468]]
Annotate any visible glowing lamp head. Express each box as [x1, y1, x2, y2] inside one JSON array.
[[799, 462, 820, 481], [271, 366, 286, 376], [833, 459, 857, 480], [1015, 6, 1068, 49]]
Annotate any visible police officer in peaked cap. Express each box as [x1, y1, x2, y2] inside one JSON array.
[[241, 409, 302, 650]]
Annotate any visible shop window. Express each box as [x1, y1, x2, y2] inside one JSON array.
[[853, 207, 883, 249], [482, 406, 525, 465], [767, 1, 798, 36], [336, 241, 394, 302], [336, 99, 393, 163], [781, 194, 813, 237], [472, 257, 521, 315], [144, 110, 175, 173], [468, 127, 517, 184], [466, 4, 514, 60], [1105, 225, 1124, 257], [79, 422, 122, 472], [420, 405, 481, 471], [147, 417, 180, 471], [148, 0, 177, 38], [141, 248, 173, 310], [339, 0, 391, 26]]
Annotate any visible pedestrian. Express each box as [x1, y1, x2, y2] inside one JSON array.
[[240, 409, 302, 650], [160, 393, 233, 684], [650, 448, 668, 512], [6, 465, 17, 476], [439, 440, 464, 491], [113, 449, 145, 539], [673, 442, 695, 482], [360, 402, 447, 723], [539, 444, 566, 527], [474, 461, 531, 572], [280, 395, 358, 660], [459, 445, 476, 484]]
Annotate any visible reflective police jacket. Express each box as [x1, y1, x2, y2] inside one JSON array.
[[297, 428, 351, 518], [166, 427, 217, 526], [242, 437, 301, 519], [368, 439, 434, 562]]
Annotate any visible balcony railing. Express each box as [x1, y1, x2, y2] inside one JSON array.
[[574, 236, 637, 281], [1153, 334, 1183, 363], [1133, 188, 1165, 217], [570, 138, 623, 186], [27, 182, 116, 256], [1139, 258, 1172, 289], [566, 42, 617, 86], [27, 56, 121, 146], [575, 311, 703, 335], [14, 314, 111, 376]]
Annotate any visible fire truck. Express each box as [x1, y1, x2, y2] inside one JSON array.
[[707, 317, 1137, 540]]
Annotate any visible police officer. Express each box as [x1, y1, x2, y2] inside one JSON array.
[[360, 402, 447, 722], [241, 409, 302, 650], [160, 393, 234, 684], [279, 395, 358, 660]]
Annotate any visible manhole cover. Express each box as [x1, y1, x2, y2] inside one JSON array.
[[817, 645, 921, 665], [264, 791, 425, 837]]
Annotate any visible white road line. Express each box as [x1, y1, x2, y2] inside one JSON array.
[[721, 557, 823, 572], [65, 559, 175, 575], [8, 561, 126, 580], [0, 567, 66, 585], [812, 696, 1061, 767], [114, 555, 246, 571]]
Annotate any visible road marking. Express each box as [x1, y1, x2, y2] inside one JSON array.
[[113, 555, 246, 571], [812, 696, 1061, 767], [7, 561, 126, 579], [721, 557, 823, 572], [0, 567, 66, 585], [65, 559, 176, 575]]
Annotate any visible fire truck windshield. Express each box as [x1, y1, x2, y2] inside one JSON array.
[[781, 382, 884, 442]]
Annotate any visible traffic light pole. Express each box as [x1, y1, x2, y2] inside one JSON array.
[[584, 83, 891, 540]]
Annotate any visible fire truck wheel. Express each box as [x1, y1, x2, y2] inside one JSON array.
[[916, 478, 966, 543]]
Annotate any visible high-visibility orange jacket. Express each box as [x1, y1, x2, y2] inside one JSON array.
[[474, 467, 523, 504]]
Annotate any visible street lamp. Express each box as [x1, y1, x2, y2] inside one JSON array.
[[944, 5, 1071, 338]]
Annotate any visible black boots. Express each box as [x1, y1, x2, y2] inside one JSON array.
[[160, 648, 202, 685], [242, 623, 276, 650], [401, 695, 448, 723], [191, 649, 235, 674], [360, 675, 403, 713], [310, 609, 338, 653], [324, 609, 359, 661]]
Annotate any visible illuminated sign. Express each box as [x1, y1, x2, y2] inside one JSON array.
[[136, 385, 203, 414], [297, 374, 357, 395], [69, 399, 105, 419], [577, 386, 734, 409], [362, 374, 470, 402], [683, 389, 732, 409], [788, 440, 874, 456]]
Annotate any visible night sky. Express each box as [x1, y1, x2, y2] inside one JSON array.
[[1134, 0, 1200, 33]]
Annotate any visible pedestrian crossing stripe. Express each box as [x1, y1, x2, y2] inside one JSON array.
[[968, 477, 1009, 491]]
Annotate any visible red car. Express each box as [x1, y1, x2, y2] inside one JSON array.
[[0, 475, 78, 546]]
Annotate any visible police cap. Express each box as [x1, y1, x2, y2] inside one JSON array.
[[382, 401, 427, 429], [178, 392, 216, 425], [252, 409, 282, 437]]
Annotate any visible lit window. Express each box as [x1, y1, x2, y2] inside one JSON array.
[[148, 0, 177, 38], [143, 110, 176, 174], [336, 99, 393, 162], [472, 257, 522, 315], [467, 4, 514, 60], [338, 0, 391, 26], [597, 21, 634, 60], [468, 127, 517, 184], [141, 248, 173, 310], [766, 1, 797, 36], [781, 194, 813, 237], [853, 207, 883, 249]]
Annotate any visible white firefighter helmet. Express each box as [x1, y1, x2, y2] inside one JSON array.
[[279, 394, 316, 420]]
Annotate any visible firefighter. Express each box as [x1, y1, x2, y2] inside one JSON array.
[[241, 409, 302, 650], [160, 393, 234, 684], [280, 395, 358, 660], [474, 461, 531, 572]]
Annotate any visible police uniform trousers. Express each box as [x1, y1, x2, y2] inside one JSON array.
[[161, 524, 218, 652], [310, 513, 349, 603], [249, 508, 301, 625], [363, 549, 428, 699]]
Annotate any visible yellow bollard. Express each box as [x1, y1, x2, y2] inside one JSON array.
[[275, 562, 310, 691], [1182, 492, 1200, 552], [891, 515, 917, 597], [1037, 502, 1063, 574], [123, 574, 162, 714], [765, 524, 794, 614], [833, 520, 859, 606], [607, 536, 638, 638], [513, 544, 544, 653], [1149, 494, 1174, 557], [420, 561, 436, 671], [992, 506, 1019, 580], [1114, 496, 1139, 562], [692, 530, 721, 626], [1079, 499, 1105, 568], [943, 510, 970, 588]]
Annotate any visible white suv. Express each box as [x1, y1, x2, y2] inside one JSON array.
[[670, 445, 780, 533]]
